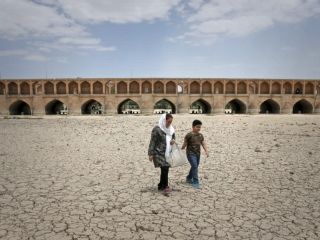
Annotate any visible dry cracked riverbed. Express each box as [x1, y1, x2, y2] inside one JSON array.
[[0, 115, 319, 240]]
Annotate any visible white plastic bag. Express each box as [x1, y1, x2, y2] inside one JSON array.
[[167, 143, 188, 167]]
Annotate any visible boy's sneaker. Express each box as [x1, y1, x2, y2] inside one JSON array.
[[192, 182, 201, 189], [186, 177, 193, 184]]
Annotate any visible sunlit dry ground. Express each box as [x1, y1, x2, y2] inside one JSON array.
[[0, 114, 319, 240]]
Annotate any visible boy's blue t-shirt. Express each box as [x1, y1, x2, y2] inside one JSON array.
[[184, 132, 204, 156]]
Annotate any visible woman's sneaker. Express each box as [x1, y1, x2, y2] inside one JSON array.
[[163, 186, 172, 193]]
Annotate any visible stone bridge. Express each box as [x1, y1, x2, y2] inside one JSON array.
[[0, 78, 319, 115]]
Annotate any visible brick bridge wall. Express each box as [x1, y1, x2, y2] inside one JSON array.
[[0, 78, 319, 115]]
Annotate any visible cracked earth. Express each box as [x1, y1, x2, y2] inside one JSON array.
[[0, 115, 319, 240]]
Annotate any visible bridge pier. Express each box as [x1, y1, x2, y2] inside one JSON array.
[[248, 108, 259, 114]]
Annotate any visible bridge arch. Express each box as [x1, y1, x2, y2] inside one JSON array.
[[166, 81, 176, 94], [214, 81, 224, 94], [260, 81, 270, 94], [129, 81, 139, 94], [237, 81, 247, 94], [142, 81, 151, 93], [82, 99, 103, 114], [225, 99, 246, 114], [20, 82, 30, 95], [118, 99, 140, 114], [9, 100, 31, 115], [190, 81, 200, 94], [68, 81, 78, 94], [294, 82, 303, 94], [57, 81, 66, 94], [154, 81, 164, 94], [202, 81, 212, 94], [283, 82, 292, 94], [8, 82, 18, 95], [293, 99, 313, 114], [81, 81, 90, 94], [190, 99, 211, 114], [154, 99, 176, 114], [44, 82, 54, 94], [260, 99, 280, 114], [93, 81, 103, 94], [271, 82, 281, 94], [226, 82, 235, 94], [305, 82, 314, 94], [45, 99, 66, 115]]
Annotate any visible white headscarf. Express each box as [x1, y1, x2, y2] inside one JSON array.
[[158, 113, 175, 159]]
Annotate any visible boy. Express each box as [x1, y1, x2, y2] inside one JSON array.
[[181, 119, 209, 189]]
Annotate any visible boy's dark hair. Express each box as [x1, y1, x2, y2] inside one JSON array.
[[166, 113, 173, 119], [192, 119, 202, 127]]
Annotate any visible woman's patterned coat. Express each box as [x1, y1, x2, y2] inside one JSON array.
[[148, 126, 175, 168]]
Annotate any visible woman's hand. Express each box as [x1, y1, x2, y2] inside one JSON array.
[[149, 155, 154, 161], [170, 139, 175, 145]]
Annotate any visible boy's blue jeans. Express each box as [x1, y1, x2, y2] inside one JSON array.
[[186, 154, 200, 184]]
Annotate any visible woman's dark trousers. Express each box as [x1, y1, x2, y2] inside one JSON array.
[[158, 166, 169, 190]]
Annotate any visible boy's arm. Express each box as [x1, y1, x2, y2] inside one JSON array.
[[181, 140, 187, 150], [201, 140, 209, 157], [181, 134, 188, 149]]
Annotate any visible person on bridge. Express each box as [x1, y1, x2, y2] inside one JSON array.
[[148, 113, 175, 194]]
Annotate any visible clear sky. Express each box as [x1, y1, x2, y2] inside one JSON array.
[[1, 0, 320, 79]]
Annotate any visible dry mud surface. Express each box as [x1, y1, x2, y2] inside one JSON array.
[[0, 115, 319, 240]]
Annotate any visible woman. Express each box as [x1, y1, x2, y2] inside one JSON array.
[[148, 113, 175, 193]]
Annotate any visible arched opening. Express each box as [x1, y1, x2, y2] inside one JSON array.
[[154, 81, 164, 94], [9, 100, 31, 115], [142, 81, 151, 93], [293, 100, 313, 114], [190, 81, 200, 94], [117, 81, 127, 94], [237, 81, 247, 94], [56, 82, 66, 94], [166, 81, 176, 94], [129, 81, 140, 94], [214, 82, 224, 94], [81, 99, 103, 114], [260, 99, 280, 114], [271, 82, 281, 94], [81, 81, 90, 94], [118, 99, 140, 114], [283, 82, 292, 94], [93, 81, 103, 94], [154, 99, 176, 114], [8, 82, 18, 95], [226, 82, 235, 94], [68, 81, 78, 94], [190, 99, 211, 114], [0, 82, 4, 95], [202, 81, 212, 94], [260, 82, 270, 94], [20, 82, 30, 95], [305, 82, 314, 94], [45, 100, 66, 115], [225, 99, 246, 114], [44, 82, 54, 95], [294, 82, 303, 94]]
